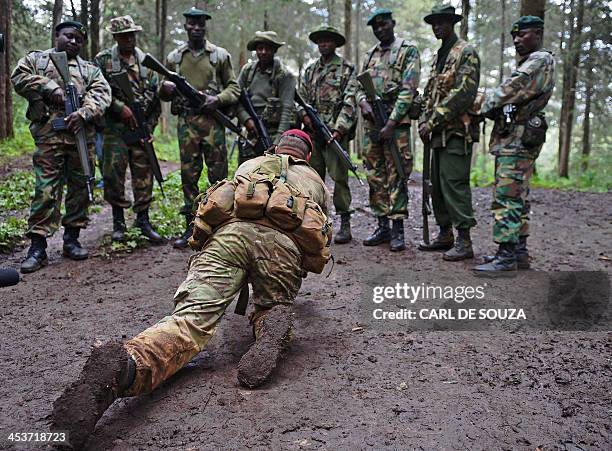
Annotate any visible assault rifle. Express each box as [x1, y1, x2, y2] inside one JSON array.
[[49, 51, 94, 201], [239, 88, 274, 153], [357, 70, 407, 182], [141, 53, 246, 140], [294, 91, 363, 185], [112, 71, 165, 196], [422, 141, 432, 244]]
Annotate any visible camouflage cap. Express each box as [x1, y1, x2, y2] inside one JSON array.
[[367, 8, 393, 26], [107, 15, 143, 34], [309, 25, 346, 47], [247, 31, 285, 51], [183, 7, 212, 20], [512, 16, 545, 33], [55, 21, 87, 40], [423, 5, 463, 24]]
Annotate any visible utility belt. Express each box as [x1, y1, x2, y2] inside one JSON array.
[[497, 111, 548, 149]]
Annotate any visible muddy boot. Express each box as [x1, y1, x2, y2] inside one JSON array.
[[50, 340, 135, 449], [62, 227, 89, 261], [363, 216, 391, 246], [334, 214, 352, 244], [135, 210, 163, 243], [418, 226, 454, 251], [443, 228, 474, 261], [482, 236, 530, 269], [20, 235, 48, 274], [390, 219, 405, 252], [111, 206, 126, 242], [237, 305, 293, 388], [173, 215, 194, 249], [473, 243, 518, 277]]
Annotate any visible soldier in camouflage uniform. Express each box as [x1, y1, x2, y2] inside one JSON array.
[[51, 130, 330, 448], [236, 31, 296, 163], [11, 21, 111, 274], [418, 5, 481, 261], [299, 25, 357, 244], [357, 8, 421, 252], [163, 7, 240, 249], [474, 16, 555, 275], [94, 16, 163, 243]]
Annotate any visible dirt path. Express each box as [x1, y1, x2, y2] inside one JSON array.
[[0, 176, 610, 450]]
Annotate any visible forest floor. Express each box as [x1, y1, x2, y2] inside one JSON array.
[[0, 170, 610, 450]]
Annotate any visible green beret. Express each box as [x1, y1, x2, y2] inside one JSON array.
[[512, 16, 545, 33], [55, 21, 87, 40], [183, 7, 212, 20], [309, 25, 346, 47], [367, 8, 393, 26], [424, 4, 463, 24]]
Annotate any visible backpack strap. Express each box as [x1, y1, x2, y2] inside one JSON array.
[[279, 154, 289, 183]]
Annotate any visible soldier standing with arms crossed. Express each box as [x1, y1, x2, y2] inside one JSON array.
[[418, 5, 481, 261], [299, 25, 357, 244], [357, 9, 421, 252], [163, 7, 240, 249], [474, 16, 555, 275], [236, 31, 296, 163], [11, 21, 111, 273], [94, 16, 163, 243]]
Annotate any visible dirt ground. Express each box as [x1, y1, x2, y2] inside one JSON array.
[[0, 173, 610, 450]]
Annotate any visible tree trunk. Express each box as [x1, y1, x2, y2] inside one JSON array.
[[558, 0, 584, 177], [90, 0, 100, 57], [343, 0, 351, 61], [460, 0, 470, 39], [581, 32, 595, 172], [52, 0, 64, 47], [159, 0, 167, 62], [80, 0, 89, 59], [520, 0, 546, 18], [326, 0, 334, 23], [0, 0, 14, 139], [239, 0, 246, 67], [69, 0, 78, 20], [499, 0, 506, 83], [263, 9, 269, 31]]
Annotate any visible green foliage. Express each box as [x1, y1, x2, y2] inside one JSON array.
[[0, 217, 27, 253], [0, 97, 35, 161], [0, 171, 35, 211]]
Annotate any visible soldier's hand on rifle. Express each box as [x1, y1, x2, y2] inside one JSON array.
[[302, 115, 313, 130], [327, 130, 342, 144], [380, 119, 397, 142], [418, 122, 431, 144], [359, 99, 374, 122], [65, 111, 84, 134], [245, 118, 259, 137], [203, 94, 220, 112], [159, 81, 176, 101], [119, 105, 138, 130], [49, 87, 65, 106]]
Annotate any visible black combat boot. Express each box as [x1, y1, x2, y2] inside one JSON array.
[[390, 219, 405, 252], [173, 215, 194, 249], [482, 236, 530, 269], [363, 216, 391, 246], [334, 214, 352, 244], [50, 340, 136, 449], [473, 242, 518, 277], [443, 228, 474, 261], [111, 206, 127, 242], [63, 227, 89, 260], [20, 235, 48, 274], [135, 209, 163, 243], [418, 225, 454, 251]]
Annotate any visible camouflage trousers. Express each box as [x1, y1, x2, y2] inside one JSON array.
[[431, 136, 477, 230], [178, 114, 228, 216], [123, 222, 303, 396], [363, 125, 413, 219], [491, 155, 535, 244], [309, 135, 352, 216], [102, 130, 153, 213], [27, 142, 94, 238]]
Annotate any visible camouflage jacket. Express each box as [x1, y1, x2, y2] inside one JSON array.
[[356, 38, 420, 127], [166, 41, 240, 115], [298, 54, 357, 137], [420, 37, 481, 147], [236, 57, 296, 137], [11, 48, 111, 145], [483, 50, 555, 156], [94, 45, 160, 130]]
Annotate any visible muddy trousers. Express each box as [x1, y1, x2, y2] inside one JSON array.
[[309, 136, 352, 216], [27, 143, 94, 238], [123, 222, 303, 396], [491, 155, 535, 244]]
